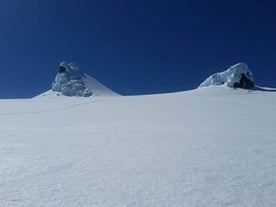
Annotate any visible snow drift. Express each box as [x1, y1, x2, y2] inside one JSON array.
[[43, 62, 119, 97], [199, 63, 254, 89]]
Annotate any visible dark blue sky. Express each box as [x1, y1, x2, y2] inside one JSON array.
[[0, 0, 276, 98]]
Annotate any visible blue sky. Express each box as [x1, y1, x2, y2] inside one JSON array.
[[0, 0, 276, 98]]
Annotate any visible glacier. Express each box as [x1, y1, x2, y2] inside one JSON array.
[[0, 63, 275, 207], [0, 87, 276, 207]]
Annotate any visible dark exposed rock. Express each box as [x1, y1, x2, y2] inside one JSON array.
[[59, 66, 66, 73], [233, 73, 254, 89]]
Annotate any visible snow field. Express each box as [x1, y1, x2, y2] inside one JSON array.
[[0, 87, 275, 206]]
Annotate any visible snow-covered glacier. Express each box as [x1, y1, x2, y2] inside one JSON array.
[[0, 64, 276, 207]]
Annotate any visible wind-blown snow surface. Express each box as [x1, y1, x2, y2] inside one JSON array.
[[0, 87, 275, 207]]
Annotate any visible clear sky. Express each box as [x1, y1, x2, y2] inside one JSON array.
[[0, 0, 276, 98]]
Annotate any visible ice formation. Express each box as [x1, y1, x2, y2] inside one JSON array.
[[50, 62, 119, 97], [199, 63, 254, 89], [52, 62, 93, 97]]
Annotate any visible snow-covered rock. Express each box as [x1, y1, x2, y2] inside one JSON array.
[[199, 63, 255, 89], [46, 62, 119, 97]]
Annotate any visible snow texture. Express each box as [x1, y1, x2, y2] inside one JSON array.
[[199, 63, 254, 88], [51, 62, 119, 97], [0, 87, 276, 207]]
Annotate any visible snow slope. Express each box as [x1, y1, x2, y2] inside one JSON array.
[[0, 87, 276, 207]]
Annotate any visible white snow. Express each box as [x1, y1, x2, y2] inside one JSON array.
[[0, 87, 276, 207], [199, 63, 254, 88], [48, 62, 119, 97]]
